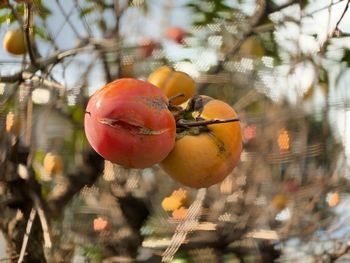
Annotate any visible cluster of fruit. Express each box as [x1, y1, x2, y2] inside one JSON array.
[[161, 188, 190, 220], [84, 66, 242, 188]]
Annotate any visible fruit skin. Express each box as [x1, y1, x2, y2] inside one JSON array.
[[3, 28, 27, 55], [165, 27, 186, 44], [43, 152, 63, 176], [147, 66, 196, 105], [161, 96, 242, 188], [84, 78, 176, 168]]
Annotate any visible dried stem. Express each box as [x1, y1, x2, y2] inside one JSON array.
[[334, 0, 350, 31], [168, 93, 185, 103], [177, 117, 240, 128], [18, 208, 37, 263], [24, 3, 37, 66]]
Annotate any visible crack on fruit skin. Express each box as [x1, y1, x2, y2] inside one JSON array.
[[99, 118, 168, 135], [207, 131, 226, 156]]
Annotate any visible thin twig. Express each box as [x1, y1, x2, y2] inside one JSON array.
[[55, 0, 82, 39], [33, 196, 52, 249], [304, 0, 346, 17], [334, 0, 350, 30], [177, 117, 240, 128], [0, 44, 93, 83], [73, 0, 93, 37], [270, 0, 298, 13], [18, 208, 37, 263], [168, 93, 185, 103], [0, 253, 27, 262]]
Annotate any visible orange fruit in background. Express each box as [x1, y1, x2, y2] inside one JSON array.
[[147, 66, 196, 105], [43, 152, 63, 176], [161, 196, 182, 212], [172, 207, 188, 220], [327, 192, 340, 207], [6, 112, 21, 135], [171, 188, 190, 205], [3, 28, 27, 55], [272, 194, 288, 210], [93, 217, 110, 232], [160, 95, 242, 188], [165, 27, 186, 44], [138, 38, 158, 58]]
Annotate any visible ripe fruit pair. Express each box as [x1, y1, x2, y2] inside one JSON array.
[[84, 67, 242, 188]]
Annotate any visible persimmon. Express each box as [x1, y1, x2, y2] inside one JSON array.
[[161, 196, 182, 212], [272, 194, 288, 210], [327, 192, 340, 207], [93, 217, 110, 232], [160, 95, 242, 188], [84, 78, 176, 168], [172, 207, 188, 220], [165, 27, 186, 44], [147, 66, 196, 105], [138, 38, 158, 58], [43, 152, 63, 176], [5, 111, 21, 135], [171, 188, 190, 205], [3, 28, 27, 55]]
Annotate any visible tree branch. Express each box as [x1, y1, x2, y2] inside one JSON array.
[[0, 44, 92, 83], [335, 0, 350, 31], [24, 3, 38, 66], [47, 149, 104, 217]]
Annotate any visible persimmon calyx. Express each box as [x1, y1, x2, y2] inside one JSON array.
[[99, 118, 168, 135], [168, 92, 185, 103]]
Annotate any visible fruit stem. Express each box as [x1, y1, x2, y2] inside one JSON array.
[[177, 117, 240, 128], [168, 93, 185, 103]]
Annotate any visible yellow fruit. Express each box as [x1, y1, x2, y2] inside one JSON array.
[[161, 196, 182, 212], [5, 112, 21, 135], [3, 28, 27, 55], [171, 188, 189, 205], [147, 66, 196, 105], [272, 194, 288, 210], [43, 152, 63, 176]]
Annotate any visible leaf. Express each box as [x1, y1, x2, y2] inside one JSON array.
[[79, 6, 94, 17], [33, 26, 50, 41], [36, 3, 52, 19], [0, 13, 15, 24], [340, 48, 350, 67]]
